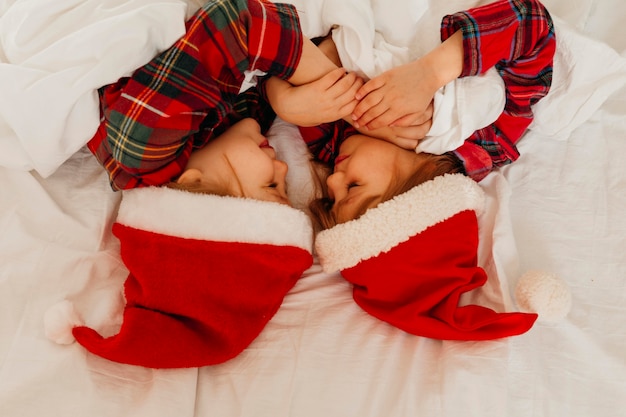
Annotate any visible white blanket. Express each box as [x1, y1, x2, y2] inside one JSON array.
[[0, 0, 191, 176], [285, 0, 626, 152], [2, 1, 626, 417], [1, 0, 625, 176]]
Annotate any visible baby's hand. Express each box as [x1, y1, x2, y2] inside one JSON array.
[[351, 100, 434, 150], [351, 58, 440, 130], [352, 31, 464, 130], [266, 68, 364, 127]]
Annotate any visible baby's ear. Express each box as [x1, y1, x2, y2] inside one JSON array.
[[176, 168, 203, 185]]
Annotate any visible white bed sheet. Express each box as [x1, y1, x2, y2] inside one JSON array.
[[1, 0, 626, 416]]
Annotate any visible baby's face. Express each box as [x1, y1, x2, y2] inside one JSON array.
[[326, 134, 427, 223], [182, 118, 290, 205]]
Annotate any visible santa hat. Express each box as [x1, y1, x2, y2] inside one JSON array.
[[315, 174, 570, 341], [45, 186, 313, 368]]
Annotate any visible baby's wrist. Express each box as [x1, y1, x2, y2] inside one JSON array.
[[423, 30, 464, 90]]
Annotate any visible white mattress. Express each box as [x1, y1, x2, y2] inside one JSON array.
[[1, 1, 625, 416]]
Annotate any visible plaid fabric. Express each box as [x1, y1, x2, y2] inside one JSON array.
[[298, 122, 358, 166], [300, 0, 555, 180], [88, 0, 303, 190], [442, 0, 555, 180]]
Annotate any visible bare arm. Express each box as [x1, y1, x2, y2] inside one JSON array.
[[269, 34, 434, 145], [286, 36, 340, 85], [265, 35, 364, 126], [265, 69, 364, 126]]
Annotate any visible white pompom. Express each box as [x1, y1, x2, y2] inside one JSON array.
[[515, 271, 572, 323], [44, 300, 84, 344]]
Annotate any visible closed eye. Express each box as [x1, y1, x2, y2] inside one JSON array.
[[347, 182, 358, 190]]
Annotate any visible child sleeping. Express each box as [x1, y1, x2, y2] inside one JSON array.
[[87, 0, 363, 194], [265, 0, 556, 228], [44, 0, 353, 368], [271, 0, 560, 340], [45, 0, 561, 367]]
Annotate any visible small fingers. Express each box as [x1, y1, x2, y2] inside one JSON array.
[[337, 99, 361, 118], [383, 102, 434, 128], [389, 112, 429, 128], [334, 79, 364, 117], [363, 110, 405, 131], [403, 100, 434, 126], [390, 123, 432, 142], [330, 72, 361, 96], [389, 136, 420, 150], [355, 76, 384, 100], [320, 67, 349, 88], [351, 94, 387, 127]]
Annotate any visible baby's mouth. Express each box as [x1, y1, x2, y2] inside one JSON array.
[[334, 155, 348, 165], [259, 139, 273, 150]]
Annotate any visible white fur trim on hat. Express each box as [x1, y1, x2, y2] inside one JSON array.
[[315, 174, 485, 273], [117, 187, 313, 252]]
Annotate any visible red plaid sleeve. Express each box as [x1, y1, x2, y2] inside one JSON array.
[[298, 121, 357, 165], [441, 0, 556, 181], [88, 0, 303, 190]]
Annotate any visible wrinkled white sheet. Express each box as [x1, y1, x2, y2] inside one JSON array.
[[0, 0, 190, 176], [3, 0, 624, 178], [285, 0, 626, 153], [1, 0, 626, 416]]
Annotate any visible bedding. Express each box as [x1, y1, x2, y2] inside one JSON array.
[[1, 0, 626, 416]]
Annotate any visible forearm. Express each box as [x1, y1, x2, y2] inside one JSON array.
[[349, 30, 463, 131], [91, 0, 306, 189], [287, 36, 340, 85], [447, 0, 555, 180], [441, 0, 555, 78], [417, 31, 464, 95]]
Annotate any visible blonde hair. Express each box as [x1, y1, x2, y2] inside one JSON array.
[[309, 152, 465, 230]]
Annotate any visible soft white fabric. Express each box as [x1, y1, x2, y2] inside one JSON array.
[[43, 300, 84, 345], [1, 1, 626, 416], [266, 117, 321, 212], [514, 270, 572, 322], [418, 70, 504, 154], [0, 0, 190, 176], [2, 0, 624, 177], [283, 0, 626, 154], [528, 16, 626, 138], [118, 186, 313, 252], [284, 0, 505, 154], [315, 174, 484, 272]]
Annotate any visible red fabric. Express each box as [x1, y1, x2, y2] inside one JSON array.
[[300, 0, 555, 182], [87, 0, 303, 190], [443, 0, 556, 180], [341, 210, 537, 340], [72, 223, 312, 368]]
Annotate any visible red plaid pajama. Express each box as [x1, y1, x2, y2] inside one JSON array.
[[444, 0, 555, 180], [88, 0, 303, 190], [300, 0, 555, 182]]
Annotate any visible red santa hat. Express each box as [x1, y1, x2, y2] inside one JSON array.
[[45, 186, 313, 368], [315, 174, 570, 340]]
